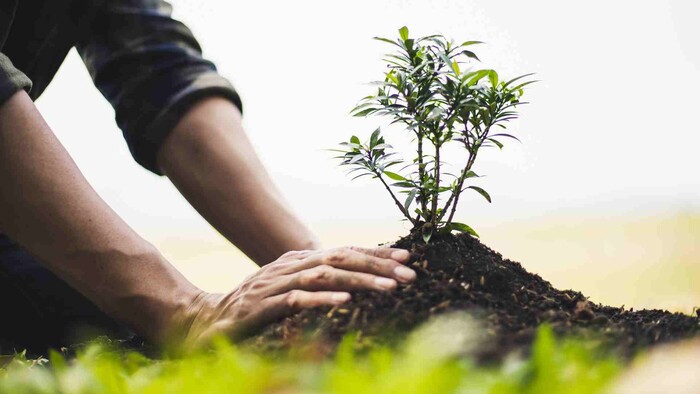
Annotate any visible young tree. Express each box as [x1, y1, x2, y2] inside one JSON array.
[[335, 27, 534, 242]]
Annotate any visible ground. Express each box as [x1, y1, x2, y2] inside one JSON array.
[[250, 232, 699, 363], [1, 232, 698, 393]]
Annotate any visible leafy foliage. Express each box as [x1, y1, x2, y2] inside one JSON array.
[[0, 325, 621, 394], [335, 27, 535, 240]]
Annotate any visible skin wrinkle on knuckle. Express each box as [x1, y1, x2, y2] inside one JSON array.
[[312, 264, 334, 282], [324, 250, 346, 264], [381, 258, 401, 273], [296, 250, 312, 259], [365, 257, 382, 272], [285, 290, 302, 309], [295, 256, 313, 269], [352, 273, 369, 287], [250, 278, 268, 291], [238, 280, 253, 293], [298, 267, 322, 287], [235, 298, 252, 317]]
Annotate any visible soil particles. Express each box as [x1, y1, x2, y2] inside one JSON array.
[[249, 233, 700, 362]]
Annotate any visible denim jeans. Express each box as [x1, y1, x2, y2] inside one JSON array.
[[0, 234, 130, 354]]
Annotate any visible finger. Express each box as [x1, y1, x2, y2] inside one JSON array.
[[218, 291, 351, 342], [254, 290, 351, 327], [271, 264, 398, 294], [348, 245, 412, 263], [261, 250, 316, 275], [280, 248, 416, 283]]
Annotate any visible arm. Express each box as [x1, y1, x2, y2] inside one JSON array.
[[75, 1, 316, 264], [156, 97, 318, 265], [0, 90, 201, 343], [0, 91, 416, 350]]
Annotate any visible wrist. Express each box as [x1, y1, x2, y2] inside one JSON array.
[[80, 246, 205, 347], [165, 291, 226, 353]]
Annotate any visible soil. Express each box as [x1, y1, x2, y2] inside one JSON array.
[[247, 232, 700, 363]]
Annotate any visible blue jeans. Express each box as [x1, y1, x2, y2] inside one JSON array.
[[0, 235, 131, 354]]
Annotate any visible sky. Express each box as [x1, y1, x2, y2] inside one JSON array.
[[35, 0, 698, 308]]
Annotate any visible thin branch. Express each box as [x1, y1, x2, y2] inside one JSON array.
[[373, 170, 417, 226], [437, 116, 473, 222], [444, 150, 477, 224]]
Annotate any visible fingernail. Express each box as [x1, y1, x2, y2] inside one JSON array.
[[374, 277, 397, 290], [394, 266, 416, 282], [391, 249, 410, 262], [332, 293, 351, 303]]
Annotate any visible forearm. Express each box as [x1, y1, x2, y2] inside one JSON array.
[[156, 97, 319, 266], [0, 91, 201, 343]]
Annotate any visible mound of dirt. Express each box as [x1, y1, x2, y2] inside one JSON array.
[[248, 233, 699, 362]]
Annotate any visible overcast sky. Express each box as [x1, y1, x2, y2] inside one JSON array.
[[34, 0, 699, 290]]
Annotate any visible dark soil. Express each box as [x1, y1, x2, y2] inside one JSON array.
[[247, 232, 699, 362]]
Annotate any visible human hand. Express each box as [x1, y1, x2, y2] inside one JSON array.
[[172, 246, 415, 351]]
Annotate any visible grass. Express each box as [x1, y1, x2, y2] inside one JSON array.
[[0, 316, 622, 394]]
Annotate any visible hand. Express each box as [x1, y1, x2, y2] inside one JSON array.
[[172, 246, 415, 351]]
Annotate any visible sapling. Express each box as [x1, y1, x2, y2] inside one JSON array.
[[334, 26, 534, 242]]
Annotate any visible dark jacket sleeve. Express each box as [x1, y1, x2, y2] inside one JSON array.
[[75, 0, 243, 174], [0, 52, 32, 106]]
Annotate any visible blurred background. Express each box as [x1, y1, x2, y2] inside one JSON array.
[[36, 0, 698, 312]]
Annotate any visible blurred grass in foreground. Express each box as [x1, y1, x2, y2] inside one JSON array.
[[0, 317, 621, 394]]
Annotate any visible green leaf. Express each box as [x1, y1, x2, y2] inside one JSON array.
[[467, 186, 491, 203], [512, 80, 539, 90], [392, 181, 415, 188], [372, 143, 393, 151], [463, 69, 490, 85], [488, 70, 499, 88], [338, 142, 361, 149], [404, 188, 418, 211], [404, 38, 415, 53], [451, 60, 461, 75], [385, 72, 400, 87], [350, 136, 360, 145], [460, 40, 484, 47], [487, 137, 503, 149], [373, 37, 402, 49], [439, 52, 453, 71], [353, 108, 376, 117], [461, 50, 480, 61], [384, 171, 408, 181], [422, 229, 433, 243], [502, 72, 536, 89], [447, 222, 479, 237], [348, 155, 365, 165], [350, 102, 378, 114], [370, 128, 381, 148], [490, 133, 521, 142], [399, 26, 409, 41], [351, 172, 373, 181]]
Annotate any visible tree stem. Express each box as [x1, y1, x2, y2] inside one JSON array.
[[430, 140, 441, 226], [416, 133, 428, 218]]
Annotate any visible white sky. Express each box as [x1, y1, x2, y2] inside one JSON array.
[[34, 0, 699, 292]]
